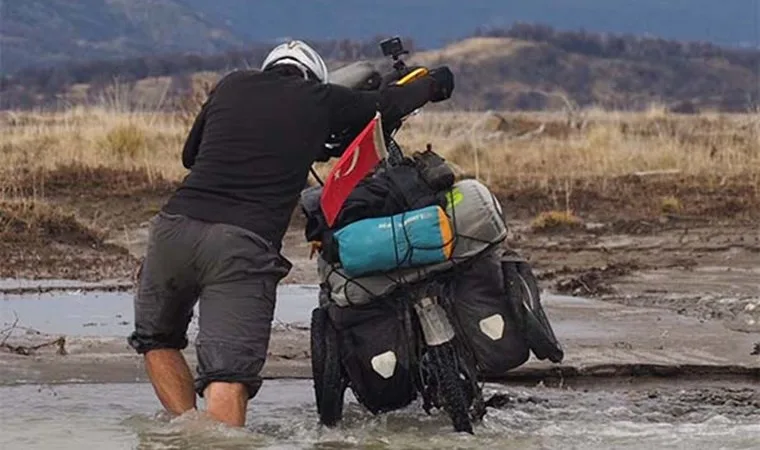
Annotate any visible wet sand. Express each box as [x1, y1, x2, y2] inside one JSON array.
[[2, 290, 757, 387]]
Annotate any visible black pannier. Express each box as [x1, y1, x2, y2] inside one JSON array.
[[450, 249, 531, 376], [450, 248, 564, 377], [500, 249, 564, 364], [326, 300, 420, 414]]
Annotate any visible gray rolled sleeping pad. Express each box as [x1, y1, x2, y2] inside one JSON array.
[[319, 178, 508, 307]]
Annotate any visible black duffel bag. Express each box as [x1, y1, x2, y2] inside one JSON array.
[[300, 149, 455, 245]]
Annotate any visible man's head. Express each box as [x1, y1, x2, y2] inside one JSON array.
[[261, 40, 329, 84]]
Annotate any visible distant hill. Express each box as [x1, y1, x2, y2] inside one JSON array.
[[180, 0, 759, 49], [1, 0, 245, 73], [2, 0, 758, 74], [2, 24, 758, 112], [409, 26, 759, 111]]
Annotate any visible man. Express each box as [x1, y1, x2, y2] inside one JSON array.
[[127, 40, 454, 427]]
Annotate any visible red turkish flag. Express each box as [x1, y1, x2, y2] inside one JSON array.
[[321, 111, 388, 227]]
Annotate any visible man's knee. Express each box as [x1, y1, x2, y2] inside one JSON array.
[[128, 301, 194, 354], [194, 340, 266, 400], [203, 381, 249, 403]]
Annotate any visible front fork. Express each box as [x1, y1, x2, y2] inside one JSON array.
[[413, 297, 455, 346]]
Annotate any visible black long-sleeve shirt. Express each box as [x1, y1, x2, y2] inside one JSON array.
[[161, 68, 436, 250]]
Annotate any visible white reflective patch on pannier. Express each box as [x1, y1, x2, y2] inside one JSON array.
[[371, 351, 398, 379], [479, 314, 505, 340]]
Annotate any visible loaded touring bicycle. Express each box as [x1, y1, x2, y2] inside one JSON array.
[[300, 37, 564, 433]]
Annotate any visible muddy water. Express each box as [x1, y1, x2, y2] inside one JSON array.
[[1, 285, 589, 339], [2, 379, 759, 450], [3, 284, 760, 449], [0, 284, 320, 336]]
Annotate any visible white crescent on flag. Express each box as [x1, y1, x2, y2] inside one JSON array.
[[333, 146, 361, 180]]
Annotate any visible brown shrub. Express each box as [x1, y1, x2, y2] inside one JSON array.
[[0, 200, 103, 245]]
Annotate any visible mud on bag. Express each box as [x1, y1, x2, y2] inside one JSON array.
[[326, 205, 454, 278]]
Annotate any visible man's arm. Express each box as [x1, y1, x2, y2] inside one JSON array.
[[181, 101, 208, 169], [322, 66, 454, 153], [324, 75, 436, 137]]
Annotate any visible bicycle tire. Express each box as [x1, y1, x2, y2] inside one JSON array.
[[310, 307, 346, 426], [426, 342, 474, 434]]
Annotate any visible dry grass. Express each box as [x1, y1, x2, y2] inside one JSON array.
[[396, 109, 760, 190], [1, 93, 757, 279], [176, 73, 218, 127], [530, 210, 584, 232], [660, 196, 682, 214], [0, 199, 102, 245], [408, 37, 533, 66], [2, 100, 758, 216], [0, 105, 188, 195]]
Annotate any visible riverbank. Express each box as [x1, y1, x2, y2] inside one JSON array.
[[2, 178, 758, 332], [1, 107, 758, 330]]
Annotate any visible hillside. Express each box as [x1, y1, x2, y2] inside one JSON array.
[[406, 35, 758, 111], [1, 0, 244, 73], [2, 0, 758, 74], [2, 25, 758, 113]]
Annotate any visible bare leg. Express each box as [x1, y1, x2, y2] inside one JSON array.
[[203, 382, 249, 427], [144, 349, 197, 415]]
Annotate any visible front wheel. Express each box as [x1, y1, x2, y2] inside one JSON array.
[[310, 307, 346, 427], [425, 342, 474, 434]]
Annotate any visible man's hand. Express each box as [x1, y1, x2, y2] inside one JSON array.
[[428, 66, 455, 102]]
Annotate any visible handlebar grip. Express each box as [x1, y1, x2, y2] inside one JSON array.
[[395, 67, 429, 86]]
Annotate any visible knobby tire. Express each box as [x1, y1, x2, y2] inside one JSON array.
[[310, 307, 346, 427], [427, 342, 474, 434]]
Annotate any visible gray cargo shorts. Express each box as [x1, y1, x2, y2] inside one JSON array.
[[127, 211, 292, 399]]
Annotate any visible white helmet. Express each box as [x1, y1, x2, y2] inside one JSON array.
[[261, 40, 329, 83]]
